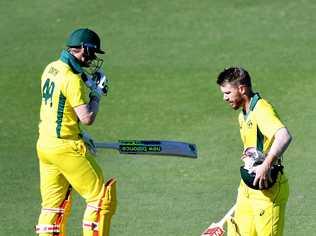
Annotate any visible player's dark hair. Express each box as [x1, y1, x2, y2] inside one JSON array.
[[217, 67, 252, 88]]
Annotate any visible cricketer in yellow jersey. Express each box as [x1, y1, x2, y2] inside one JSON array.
[[216, 67, 292, 236], [36, 28, 117, 236]]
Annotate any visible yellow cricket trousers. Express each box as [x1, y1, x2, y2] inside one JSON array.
[[36, 137, 105, 235], [228, 173, 289, 236]]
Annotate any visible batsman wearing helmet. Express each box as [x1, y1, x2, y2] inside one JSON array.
[[35, 28, 117, 236], [216, 67, 292, 236]]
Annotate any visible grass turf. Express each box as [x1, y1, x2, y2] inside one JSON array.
[[0, 0, 315, 235]]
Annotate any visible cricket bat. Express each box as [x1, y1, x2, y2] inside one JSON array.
[[94, 140, 197, 158], [200, 204, 236, 236]]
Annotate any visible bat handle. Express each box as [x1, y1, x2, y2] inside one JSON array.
[[218, 204, 236, 227]]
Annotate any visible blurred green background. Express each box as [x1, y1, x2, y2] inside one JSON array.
[[0, 0, 315, 235]]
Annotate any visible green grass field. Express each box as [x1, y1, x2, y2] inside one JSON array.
[[1, 0, 315, 235]]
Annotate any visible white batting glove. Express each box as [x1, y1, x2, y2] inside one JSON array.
[[91, 69, 109, 97], [241, 147, 265, 173], [82, 73, 97, 90], [80, 130, 97, 155], [82, 70, 109, 98]]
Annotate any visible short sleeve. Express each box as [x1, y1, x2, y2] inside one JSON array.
[[64, 74, 88, 107], [255, 100, 285, 140]]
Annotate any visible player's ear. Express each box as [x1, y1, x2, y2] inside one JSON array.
[[238, 84, 247, 95]]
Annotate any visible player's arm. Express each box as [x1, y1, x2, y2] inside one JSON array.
[[75, 70, 108, 126], [74, 96, 100, 125], [74, 70, 108, 125], [263, 127, 292, 168], [253, 102, 292, 189], [253, 127, 292, 189]]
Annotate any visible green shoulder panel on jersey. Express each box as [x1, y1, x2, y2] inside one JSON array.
[[56, 92, 66, 138], [242, 93, 261, 120], [249, 93, 261, 111]]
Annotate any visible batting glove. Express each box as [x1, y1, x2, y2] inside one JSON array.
[[82, 70, 109, 99], [91, 70, 109, 97], [241, 147, 265, 173]]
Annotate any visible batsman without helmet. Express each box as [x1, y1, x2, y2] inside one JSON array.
[[216, 67, 292, 236], [36, 28, 116, 236]]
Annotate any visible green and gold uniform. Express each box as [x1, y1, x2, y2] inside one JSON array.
[[228, 93, 289, 236], [38, 50, 87, 140], [36, 50, 116, 236]]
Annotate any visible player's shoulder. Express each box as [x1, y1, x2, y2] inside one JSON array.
[[53, 59, 81, 81], [42, 60, 67, 76], [256, 97, 274, 110], [253, 97, 278, 116], [43, 60, 83, 92]]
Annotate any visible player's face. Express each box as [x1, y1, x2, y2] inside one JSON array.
[[74, 47, 96, 67], [219, 82, 244, 110]]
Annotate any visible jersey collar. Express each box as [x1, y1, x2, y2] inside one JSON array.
[[249, 93, 261, 111], [59, 49, 83, 74], [242, 93, 261, 117]]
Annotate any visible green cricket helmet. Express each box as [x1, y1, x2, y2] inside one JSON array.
[[240, 163, 283, 190], [66, 28, 105, 54]]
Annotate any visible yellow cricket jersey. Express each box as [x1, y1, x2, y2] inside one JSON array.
[[238, 93, 284, 154], [38, 50, 88, 140]]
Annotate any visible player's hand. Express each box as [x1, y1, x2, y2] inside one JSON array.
[[81, 131, 97, 155], [82, 73, 96, 90], [252, 162, 272, 189], [82, 70, 109, 98], [92, 69, 109, 97]]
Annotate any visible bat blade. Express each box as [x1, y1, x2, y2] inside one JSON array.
[[94, 140, 197, 158], [201, 223, 224, 236]]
